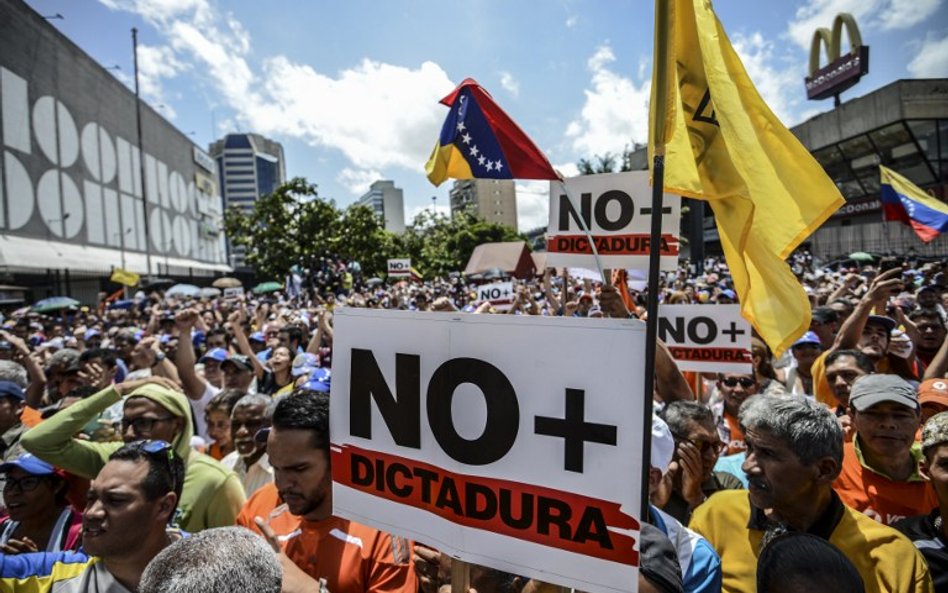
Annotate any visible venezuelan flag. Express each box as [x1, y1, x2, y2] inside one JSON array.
[[880, 165, 948, 243], [426, 78, 558, 186]]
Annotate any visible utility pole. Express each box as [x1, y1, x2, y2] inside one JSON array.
[[132, 28, 153, 280]]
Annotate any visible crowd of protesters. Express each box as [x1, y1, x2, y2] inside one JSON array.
[[0, 250, 945, 593]]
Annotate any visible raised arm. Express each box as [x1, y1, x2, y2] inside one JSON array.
[[172, 309, 208, 400], [229, 309, 267, 380]]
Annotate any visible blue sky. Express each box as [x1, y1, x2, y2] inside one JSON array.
[[25, 0, 948, 231]]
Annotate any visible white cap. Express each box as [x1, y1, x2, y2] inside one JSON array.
[[651, 414, 675, 474]]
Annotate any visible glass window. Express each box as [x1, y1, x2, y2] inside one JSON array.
[[907, 120, 938, 161], [839, 135, 874, 159], [814, 146, 853, 180], [890, 152, 936, 186], [869, 123, 911, 153], [838, 179, 865, 200], [939, 120, 948, 159], [856, 169, 881, 195]]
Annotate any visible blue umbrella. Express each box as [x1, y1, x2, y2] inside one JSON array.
[[109, 299, 135, 310], [166, 284, 201, 297], [32, 296, 79, 313]]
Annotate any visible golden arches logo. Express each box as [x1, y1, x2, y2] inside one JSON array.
[[804, 13, 869, 101]]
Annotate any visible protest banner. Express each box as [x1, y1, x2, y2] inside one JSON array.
[[330, 309, 647, 593], [475, 281, 514, 311], [387, 258, 412, 278], [545, 171, 680, 271], [657, 304, 752, 373]]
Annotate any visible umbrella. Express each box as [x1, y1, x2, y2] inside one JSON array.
[[366, 277, 384, 287], [199, 287, 222, 298], [141, 277, 175, 290], [252, 281, 283, 295], [32, 296, 79, 313], [109, 299, 135, 310], [482, 267, 507, 280], [849, 252, 874, 262], [166, 284, 201, 297], [212, 277, 242, 289]]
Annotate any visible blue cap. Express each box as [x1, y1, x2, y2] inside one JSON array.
[[792, 331, 822, 348], [719, 289, 737, 300], [249, 331, 266, 343], [159, 334, 172, 344], [0, 380, 25, 401], [302, 368, 331, 393], [291, 353, 319, 377], [0, 452, 58, 476], [84, 328, 101, 341], [199, 347, 230, 363]]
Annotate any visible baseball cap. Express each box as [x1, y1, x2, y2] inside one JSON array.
[[0, 380, 25, 401], [718, 289, 737, 301], [221, 354, 254, 373], [866, 315, 897, 332], [919, 379, 948, 408], [791, 331, 822, 349], [291, 353, 319, 377], [0, 452, 61, 476], [199, 348, 230, 364], [83, 328, 101, 341], [849, 374, 919, 412], [301, 367, 331, 393], [249, 331, 266, 343], [922, 412, 948, 454], [651, 415, 674, 474]]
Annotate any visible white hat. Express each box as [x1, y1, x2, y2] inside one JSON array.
[[651, 414, 675, 474]]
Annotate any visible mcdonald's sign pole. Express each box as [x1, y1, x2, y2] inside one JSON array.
[[804, 13, 870, 106]]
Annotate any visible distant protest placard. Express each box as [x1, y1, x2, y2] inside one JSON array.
[[545, 171, 680, 271], [475, 281, 514, 311], [387, 258, 411, 278], [330, 309, 647, 593], [658, 304, 752, 373]]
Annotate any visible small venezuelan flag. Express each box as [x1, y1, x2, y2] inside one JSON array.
[[880, 165, 948, 243], [425, 78, 558, 186]]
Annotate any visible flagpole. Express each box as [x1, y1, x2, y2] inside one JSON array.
[[640, 0, 671, 523]]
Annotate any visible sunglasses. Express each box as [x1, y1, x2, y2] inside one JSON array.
[[721, 377, 756, 388], [127, 439, 178, 495], [683, 438, 727, 455], [121, 415, 176, 434]]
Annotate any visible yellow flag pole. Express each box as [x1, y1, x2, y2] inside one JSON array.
[[640, 0, 671, 522]]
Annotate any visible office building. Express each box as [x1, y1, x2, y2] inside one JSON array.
[[356, 180, 405, 233], [449, 179, 518, 229]]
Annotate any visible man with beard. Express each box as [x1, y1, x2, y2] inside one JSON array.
[[690, 394, 932, 593], [250, 389, 416, 593], [220, 393, 272, 496], [0, 440, 185, 592]]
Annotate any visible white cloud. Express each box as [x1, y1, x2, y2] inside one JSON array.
[[565, 15, 578, 28], [786, 0, 942, 49], [908, 31, 948, 77], [499, 71, 520, 97], [337, 168, 383, 195], [515, 180, 551, 232], [730, 32, 802, 125], [565, 45, 651, 158], [135, 44, 186, 118], [98, 0, 456, 186]]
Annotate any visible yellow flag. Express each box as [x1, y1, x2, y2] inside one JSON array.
[[110, 268, 140, 287], [648, 0, 844, 356]]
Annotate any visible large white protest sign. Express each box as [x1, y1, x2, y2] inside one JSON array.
[[546, 171, 680, 271], [476, 281, 514, 311], [658, 304, 752, 373], [330, 309, 647, 593], [387, 258, 411, 278]]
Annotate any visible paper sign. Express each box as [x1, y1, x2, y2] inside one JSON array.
[[476, 281, 514, 311], [387, 258, 411, 278], [657, 304, 752, 372], [546, 171, 680, 271], [330, 310, 647, 593]]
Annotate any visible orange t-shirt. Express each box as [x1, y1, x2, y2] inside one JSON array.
[[236, 482, 300, 539], [833, 439, 938, 525], [724, 413, 746, 456], [284, 515, 416, 593], [20, 406, 43, 428]]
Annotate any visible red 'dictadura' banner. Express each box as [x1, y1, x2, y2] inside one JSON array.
[[331, 443, 640, 567], [547, 234, 680, 256], [668, 346, 753, 363]]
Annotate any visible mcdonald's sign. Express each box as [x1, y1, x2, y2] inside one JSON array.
[[804, 13, 869, 101]]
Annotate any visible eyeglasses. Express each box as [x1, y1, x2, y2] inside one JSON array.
[[685, 438, 727, 455], [1, 475, 46, 493], [722, 377, 756, 389], [121, 415, 175, 434]]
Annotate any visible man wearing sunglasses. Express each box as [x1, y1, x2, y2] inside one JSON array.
[[658, 401, 743, 524], [711, 373, 760, 456], [0, 440, 186, 592], [20, 377, 245, 532]]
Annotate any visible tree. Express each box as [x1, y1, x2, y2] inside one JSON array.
[[576, 142, 644, 175], [334, 205, 400, 277], [223, 178, 340, 279]]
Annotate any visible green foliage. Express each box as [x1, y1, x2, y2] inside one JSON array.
[[576, 142, 644, 175], [224, 177, 524, 280]]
